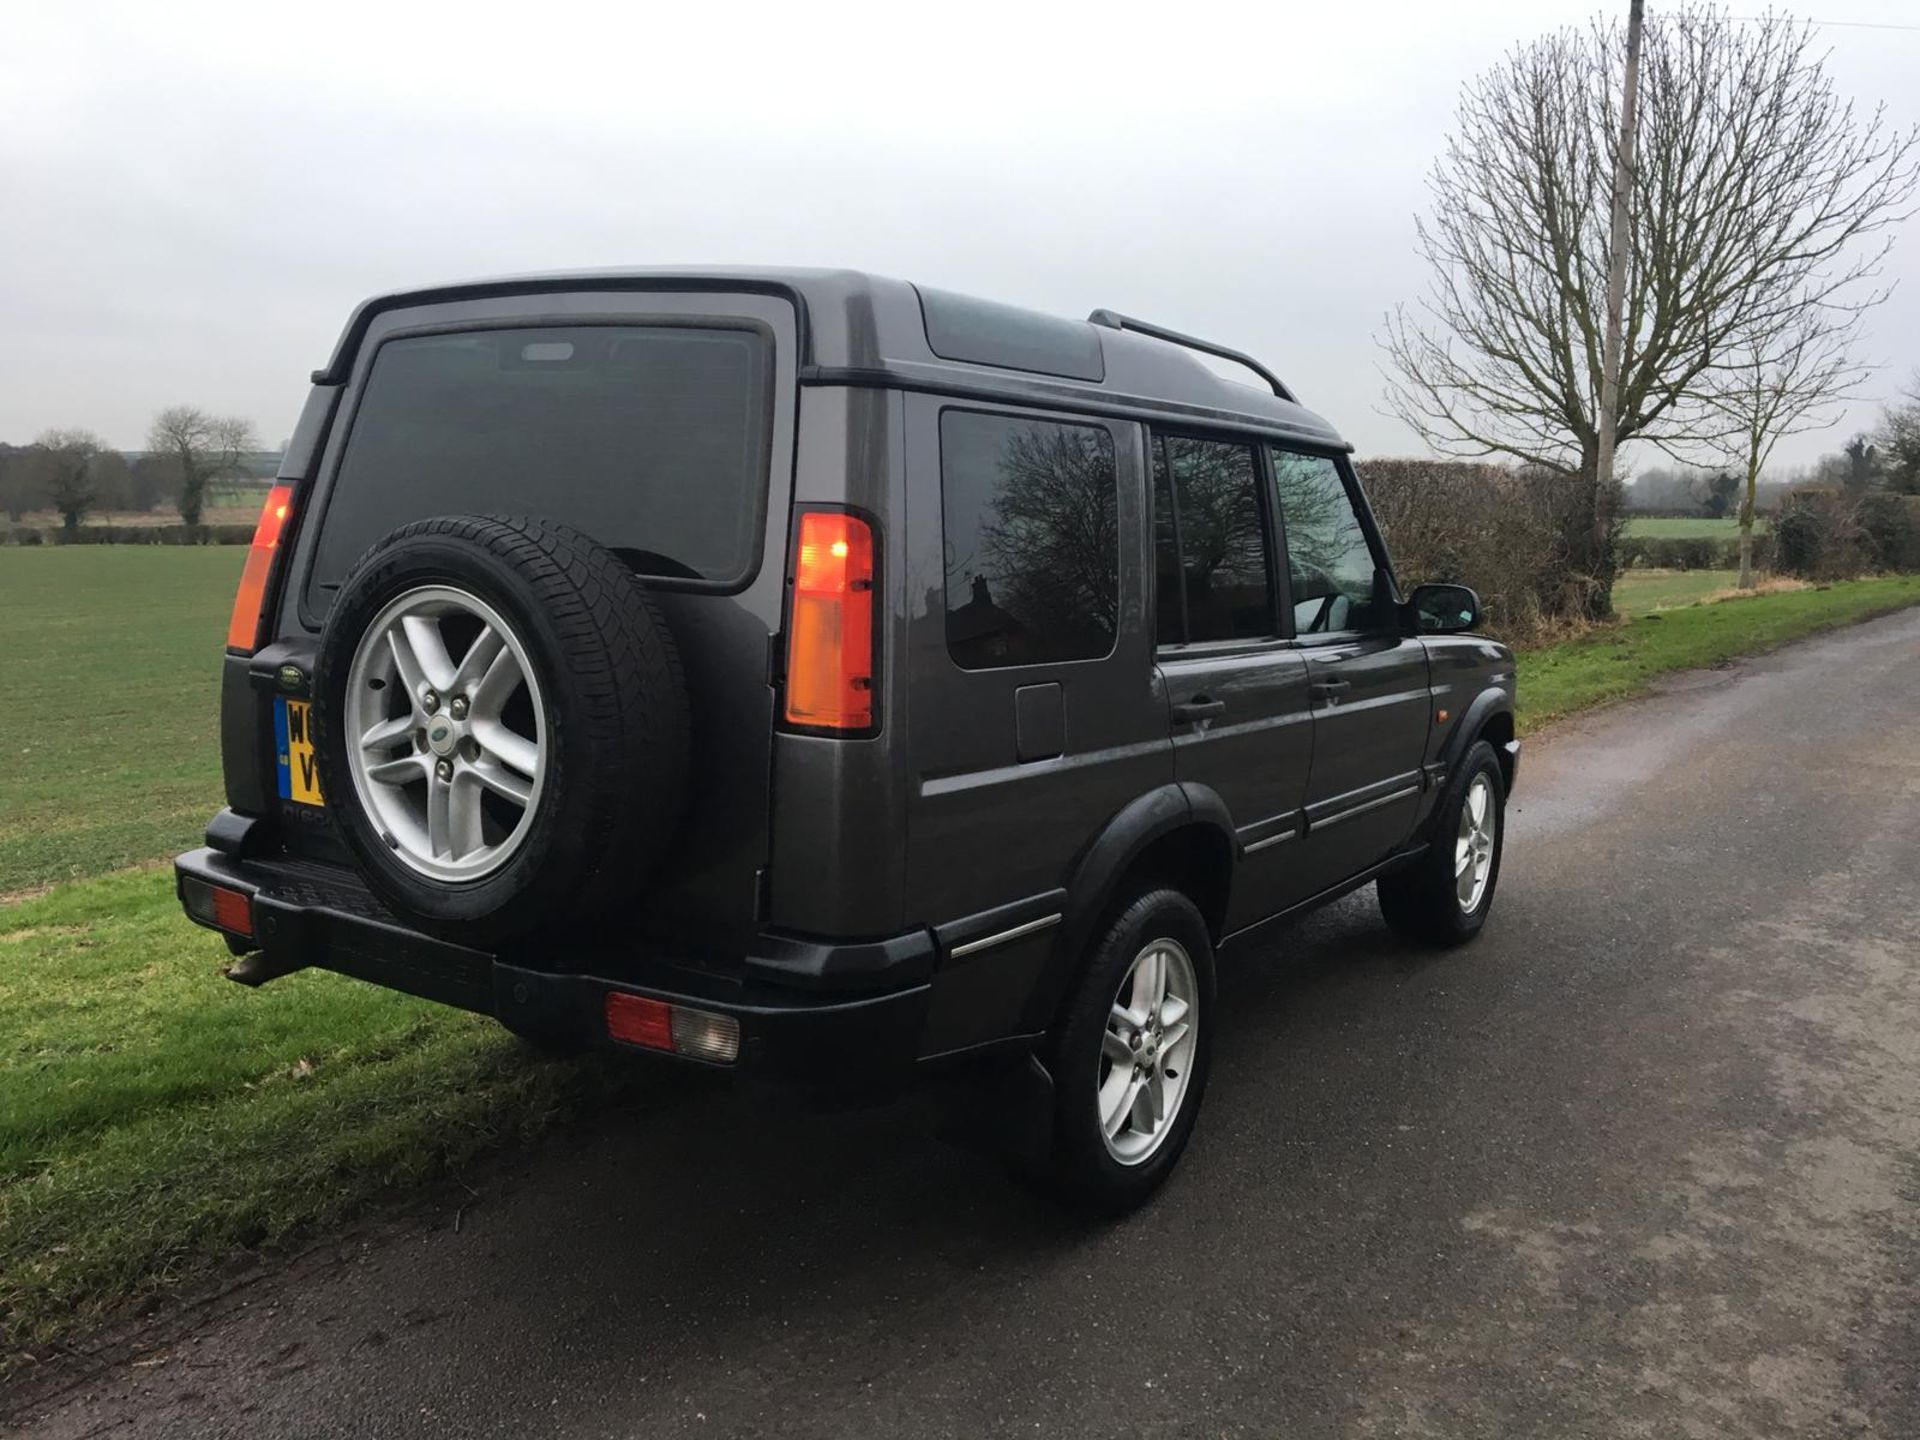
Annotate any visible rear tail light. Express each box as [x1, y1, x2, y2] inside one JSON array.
[[181, 876, 255, 938], [604, 992, 741, 1064], [783, 510, 876, 732], [226, 483, 296, 653]]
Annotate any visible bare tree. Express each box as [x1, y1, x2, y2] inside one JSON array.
[[1710, 312, 1868, 587], [33, 428, 108, 535], [147, 406, 257, 526], [1382, 7, 1917, 618]]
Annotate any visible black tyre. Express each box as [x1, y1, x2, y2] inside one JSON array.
[[1377, 738, 1506, 947], [1037, 889, 1216, 1215], [313, 515, 688, 945]]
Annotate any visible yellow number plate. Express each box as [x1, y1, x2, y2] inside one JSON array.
[[275, 698, 325, 807]]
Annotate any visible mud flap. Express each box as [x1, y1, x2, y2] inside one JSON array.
[[935, 1051, 1056, 1167]]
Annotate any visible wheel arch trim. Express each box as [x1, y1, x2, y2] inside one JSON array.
[[1018, 782, 1236, 1033]]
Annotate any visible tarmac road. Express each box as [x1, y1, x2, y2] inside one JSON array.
[[10, 607, 1920, 1438]]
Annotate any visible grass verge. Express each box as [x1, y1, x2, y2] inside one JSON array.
[[0, 870, 633, 1358], [1517, 574, 1920, 733]]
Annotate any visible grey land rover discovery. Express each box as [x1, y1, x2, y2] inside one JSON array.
[[177, 268, 1517, 1212]]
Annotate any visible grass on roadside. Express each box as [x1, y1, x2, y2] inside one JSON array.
[[1611, 568, 1812, 617], [1612, 568, 1739, 615], [0, 547, 238, 896], [1517, 573, 1920, 732], [0, 870, 634, 1355]]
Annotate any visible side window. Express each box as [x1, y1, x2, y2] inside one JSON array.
[[1152, 434, 1272, 645], [941, 409, 1119, 670], [1271, 449, 1386, 635]]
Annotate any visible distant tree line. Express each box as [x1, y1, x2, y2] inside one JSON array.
[[0, 407, 263, 532], [1626, 376, 1920, 515]]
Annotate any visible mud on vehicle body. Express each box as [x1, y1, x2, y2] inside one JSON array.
[[178, 270, 1517, 1210]]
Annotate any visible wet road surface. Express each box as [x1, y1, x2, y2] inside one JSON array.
[[10, 608, 1920, 1438]]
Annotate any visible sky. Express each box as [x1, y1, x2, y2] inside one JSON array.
[[2, 0, 1916, 471]]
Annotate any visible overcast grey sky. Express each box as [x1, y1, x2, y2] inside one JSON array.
[[3, 0, 1915, 469]]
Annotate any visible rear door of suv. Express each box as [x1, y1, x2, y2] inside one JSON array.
[[1149, 430, 1318, 931], [266, 287, 800, 961]]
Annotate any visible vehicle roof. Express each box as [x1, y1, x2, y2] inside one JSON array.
[[318, 267, 1350, 451]]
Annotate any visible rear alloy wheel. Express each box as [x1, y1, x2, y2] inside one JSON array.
[[1098, 938, 1200, 1165], [1037, 888, 1215, 1214]]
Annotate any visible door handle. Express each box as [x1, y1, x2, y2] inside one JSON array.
[[1170, 696, 1226, 724], [1310, 679, 1351, 701]]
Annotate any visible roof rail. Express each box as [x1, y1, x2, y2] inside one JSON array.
[[1086, 309, 1293, 402]]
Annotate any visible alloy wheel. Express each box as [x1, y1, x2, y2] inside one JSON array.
[[343, 585, 546, 882], [1456, 773, 1496, 912], [1098, 938, 1200, 1165]]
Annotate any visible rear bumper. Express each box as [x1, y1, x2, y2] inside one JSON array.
[[174, 845, 934, 1085]]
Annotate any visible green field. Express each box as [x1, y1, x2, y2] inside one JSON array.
[[1622, 515, 1766, 538], [1, 546, 1917, 1361], [1611, 568, 1742, 616], [0, 548, 240, 896]]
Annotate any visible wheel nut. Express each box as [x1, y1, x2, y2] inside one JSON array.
[[422, 690, 439, 713], [435, 758, 453, 782], [449, 696, 468, 720]]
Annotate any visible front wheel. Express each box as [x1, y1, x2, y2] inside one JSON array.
[[1377, 738, 1506, 947], [1035, 889, 1216, 1214]]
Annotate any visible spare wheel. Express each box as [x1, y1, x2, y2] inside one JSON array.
[[312, 514, 689, 944]]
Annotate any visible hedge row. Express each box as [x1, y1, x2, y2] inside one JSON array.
[[1, 523, 255, 547], [1774, 490, 1920, 578], [1617, 533, 1771, 571]]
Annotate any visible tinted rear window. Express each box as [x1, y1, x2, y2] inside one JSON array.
[[941, 409, 1119, 670], [306, 324, 771, 607]]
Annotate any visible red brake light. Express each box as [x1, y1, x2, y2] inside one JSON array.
[[784, 511, 875, 732], [226, 483, 295, 653]]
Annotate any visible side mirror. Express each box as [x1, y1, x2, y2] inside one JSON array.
[[1406, 583, 1481, 635]]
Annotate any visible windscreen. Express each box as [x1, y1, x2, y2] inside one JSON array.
[[305, 323, 772, 608]]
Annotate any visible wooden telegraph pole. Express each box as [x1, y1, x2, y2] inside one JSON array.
[[1594, 0, 1646, 604]]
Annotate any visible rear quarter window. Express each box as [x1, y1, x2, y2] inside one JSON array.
[[305, 323, 772, 611], [940, 409, 1119, 670]]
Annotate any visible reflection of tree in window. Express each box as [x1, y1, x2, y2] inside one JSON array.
[[1160, 436, 1269, 643], [981, 425, 1120, 639], [942, 413, 1118, 669], [1272, 452, 1352, 577], [1273, 450, 1380, 632]]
